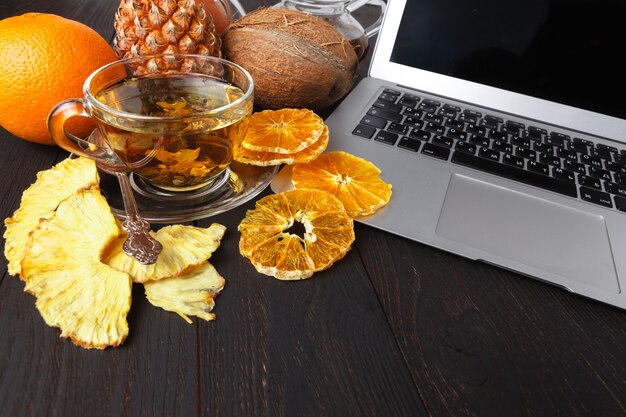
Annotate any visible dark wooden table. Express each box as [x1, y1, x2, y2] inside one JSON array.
[[1, 1, 625, 416]]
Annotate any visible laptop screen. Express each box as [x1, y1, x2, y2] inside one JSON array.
[[390, 0, 626, 120]]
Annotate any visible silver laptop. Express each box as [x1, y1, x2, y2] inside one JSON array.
[[272, 0, 626, 309]]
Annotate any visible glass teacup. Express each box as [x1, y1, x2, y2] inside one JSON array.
[[48, 54, 254, 192]]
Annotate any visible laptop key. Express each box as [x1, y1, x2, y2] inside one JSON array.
[[373, 99, 403, 113], [527, 160, 550, 175], [503, 124, 520, 136], [588, 166, 612, 181], [479, 147, 500, 162], [614, 172, 626, 185], [556, 147, 578, 161], [579, 175, 602, 190], [399, 96, 419, 108], [581, 154, 604, 168], [528, 125, 548, 135], [455, 141, 476, 155], [511, 136, 531, 148], [467, 124, 486, 136], [480, 118, 498, 129], [452, 151, 578, 197], [469, 135, 491, 147], [403, 116, 424, 129], [615, 195, 626, 212], [492, 140, 512, 154], [534, 142, 554, 154], [445, 119, 465, 130], [352, 124, 376, 139], [398, 136, 422, 152], [424, 113, 443, 124], [443, 103, 461, 113], [606, 161, 626, 174], [408, 129, 431, 141], [421, 143, 451, 160], [447, 128, 467, 141], [374, 130, 399, 145], [378, 92, 398, 103], [360, 114, 387, 129], [564, 159, 586, 174], [460, 113, 478, 124], [367, 107, 402, 122], [503, 153, 525, 169], [432, 135, 454, 148], [522, 129, 542, 140], [438, 108, 457, 118], [606, 182, 626, 197], [488, 130, 508, 142], [553, 167, 576, 182], [418, 102, 438, 113], [580, 187, 612, 208], [402, 107, 422, 117], [387, 122, 408, 135], [515, 146, 536, 160], [596, 143, 618, 153], [539, 153, 561, 167], [424, 122, 445, 135], [383, 88, 401, 96]]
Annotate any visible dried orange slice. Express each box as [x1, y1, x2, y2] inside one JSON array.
[[240, 108, 326, 154], [291, 151, 392, 218], [238, 189, 354, 280], [234, 125, 329, 166]]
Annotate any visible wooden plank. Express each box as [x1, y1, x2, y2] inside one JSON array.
[[0, 275, 200, 417], [356, 225, 626, 417], [0, 3, 199, 417], [196, 202, 430, 417]]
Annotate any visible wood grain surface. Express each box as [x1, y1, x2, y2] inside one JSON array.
[[0, 1, 624, 417]]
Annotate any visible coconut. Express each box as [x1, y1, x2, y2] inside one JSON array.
[[221, 8, 358, 111]]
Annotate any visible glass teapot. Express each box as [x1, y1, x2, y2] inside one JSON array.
[[275, 0, 386, 60]]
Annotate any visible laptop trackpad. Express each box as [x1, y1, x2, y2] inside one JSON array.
[[435, 174, 619, 293]]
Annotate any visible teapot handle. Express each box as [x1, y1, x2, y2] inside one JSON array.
[[346, 0, 386, 38]]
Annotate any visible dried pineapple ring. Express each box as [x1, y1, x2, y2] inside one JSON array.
[[4, 157, 99, 276], [234, 125, 329, 166], [144, 261, 226, 323], [238, 189, 355, 280], [292, 151, 392, 218], [103, 224, 226, 283], [21, 188, 131, 349]]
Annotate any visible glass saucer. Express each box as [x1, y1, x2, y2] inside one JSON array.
[[99, 161, 278, 223]]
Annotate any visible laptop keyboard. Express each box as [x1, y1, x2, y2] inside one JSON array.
[[352, 88, 626, 212]]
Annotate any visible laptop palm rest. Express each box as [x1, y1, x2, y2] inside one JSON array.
[[436, 174, 619, 293]]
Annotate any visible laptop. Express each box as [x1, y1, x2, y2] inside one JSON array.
[[271, 0, 626, 310]]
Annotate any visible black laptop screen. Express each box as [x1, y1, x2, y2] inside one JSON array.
[[390, 0, 626, 120]]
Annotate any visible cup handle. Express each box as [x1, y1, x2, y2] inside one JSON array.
[[47, 99, 122, 169], [346, 0, 386, 38]]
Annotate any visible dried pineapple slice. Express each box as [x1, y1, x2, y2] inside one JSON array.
[[104, 224, 226, 283], [144, 262, 226, 323], [4, 157, 99, 276], [21, 188, 132, 349]]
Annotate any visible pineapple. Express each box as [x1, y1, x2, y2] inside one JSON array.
[[144, 261, 225, 323], [4, 157, 99, 277], [21, 188, 132, 349], [103, 223, 227, 283], [113, 0, 222, 72]]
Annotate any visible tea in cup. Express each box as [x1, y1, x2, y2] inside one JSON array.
[[48, 54, 254, 192]]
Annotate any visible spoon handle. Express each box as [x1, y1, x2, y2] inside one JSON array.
[[116, 172, 163, 265]]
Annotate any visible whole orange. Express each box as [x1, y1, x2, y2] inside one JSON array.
[[0, 13, 118, 145]]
